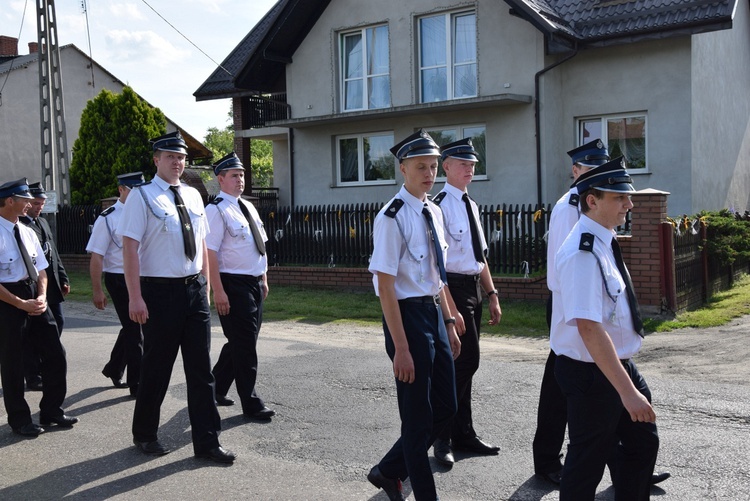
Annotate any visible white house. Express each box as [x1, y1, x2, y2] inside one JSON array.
[[195, 0, 750, 215]]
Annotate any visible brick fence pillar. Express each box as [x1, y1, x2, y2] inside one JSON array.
[[620, 188, 671, 315]]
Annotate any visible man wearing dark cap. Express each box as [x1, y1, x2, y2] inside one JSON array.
[[552, 158, 660, 500], [430, 138, 502, 467], [86, 172, 145, 396], [20, 181, 69, 391], [117, 131, 235, 463], [367, 129, 460, 501], [533, 139, 610, 484], [0, 178, 77, 437], [205, 152, 275, 420]]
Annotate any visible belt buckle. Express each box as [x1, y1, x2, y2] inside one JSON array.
[[433, 295, 441, 306]]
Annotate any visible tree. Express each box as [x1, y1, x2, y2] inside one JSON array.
[[203, 125, 234, 160], [70, 86, 166, 204], [250, 139, 273, 188]]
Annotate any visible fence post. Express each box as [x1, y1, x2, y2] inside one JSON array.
[[659, 222, 677, 312], [625, 188, 671, 315]]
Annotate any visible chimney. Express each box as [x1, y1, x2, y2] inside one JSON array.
[[0, 36, 19, 57], [28, 42, 39, 54]]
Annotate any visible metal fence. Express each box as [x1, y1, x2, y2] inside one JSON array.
[[672, 221, 750, 311], [55, 205, 101, 254], [260, 202, 552, 273]]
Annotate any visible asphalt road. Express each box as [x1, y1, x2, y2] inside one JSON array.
[[0, 301, 748, 500]]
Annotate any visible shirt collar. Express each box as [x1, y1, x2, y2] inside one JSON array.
[[152, 175, 176, 192], [218, 190, 239, 203], [579, 215, 616, 245], [443, 182, 466, 201], [398, 185, 429, 214]]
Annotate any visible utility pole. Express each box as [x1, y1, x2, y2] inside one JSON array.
[[37, 0, 71, 208]]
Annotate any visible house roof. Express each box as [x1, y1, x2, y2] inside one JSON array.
[[195, 0, 739, 99], [504, 0, 738, 52], [194, 0, 331, 100], [1, 44, 212, 160]]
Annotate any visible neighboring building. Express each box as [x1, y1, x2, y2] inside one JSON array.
[[194, 0, 750, 215], [0, 37, 212, 204]]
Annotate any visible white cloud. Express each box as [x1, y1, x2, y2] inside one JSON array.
[[108, 3, 147, 21], [105, 30, 190, 66]]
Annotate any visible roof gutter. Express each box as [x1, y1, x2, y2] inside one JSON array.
[[534, 48, 577, 207]]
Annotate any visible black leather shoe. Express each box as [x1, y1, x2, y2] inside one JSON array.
[[244, 406, 275, 420], [452, 436, 500, 455], [215, 395, 235, 406], [651, 471, 671, 485], [195, 446, 236, 464], [40, 415, 79, 428], [12, 423, 45, 437], [367, 465, 405, 501], [433, 438, 455, 467], [111, 378, 128, 388], [537, 470, 562, 486], [133, 439, 170, 456], [26, 381, 43, 392]]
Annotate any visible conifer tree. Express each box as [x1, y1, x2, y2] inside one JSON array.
[[70, 86, 166, 204]]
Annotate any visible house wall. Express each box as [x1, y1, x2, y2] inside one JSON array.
[[0, 45, 186, 203], [269, 0, 744, 214], [551, 38, 694, 215], [281, 0, 545, 207], [691, 0, 750, 213], [0, 47, 127, 188]]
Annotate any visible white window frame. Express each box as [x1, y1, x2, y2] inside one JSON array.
[[340, 25, 391, 112], [336, 132, 396, 186], [418, 9, 477, 103], [425, 124, 487, 180], [577, 113, 648, 171]]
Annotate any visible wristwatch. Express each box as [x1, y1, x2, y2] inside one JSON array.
[[444, 317, 456, 325], [487, 289, 498, 296]]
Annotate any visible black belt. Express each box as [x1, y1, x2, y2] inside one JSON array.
[[446, 272, 480, 285], [399, 295, 440, 306], [559, 354, 632, 366], [141, 274, 200, 285], [220, 272, 264, 281], [0, 278, 34, 287]]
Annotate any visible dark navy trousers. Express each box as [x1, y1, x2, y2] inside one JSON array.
[[101, 272, 143, 389], [212, 273, 265, 414], [131, 276, 221, 453], [555, 355, 659, 501], [378, 299, 457, 501], [438, 275, 481, 443], [0, 281, 66, 429]]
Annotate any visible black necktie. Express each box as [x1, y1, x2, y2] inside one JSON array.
[[612, 238, 644, 337], [169, 186, 197, 261], [14, 224, 39, 282], [462, 193, 484, 263], [238, 199, 266, 256], [422, 206, 447, 284]]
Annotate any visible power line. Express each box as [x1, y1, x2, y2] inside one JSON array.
[[81, 0, 96, 88], [139, 0, 233, 77]]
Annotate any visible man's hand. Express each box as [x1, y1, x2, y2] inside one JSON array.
[[488, 296, 502, 325], [129, 295, 149, 325], [454, 312, 467, 336], [19, 297, 47, 316], [448, 325, 461, 359], [61, 283, 70, 296], [622, 391, 656, 423], [393, 349, 415, 384], [214, 289, 230, 316], [92, 289, 107, 310]]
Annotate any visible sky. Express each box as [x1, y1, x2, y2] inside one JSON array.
[[4, 0, 278, 141]]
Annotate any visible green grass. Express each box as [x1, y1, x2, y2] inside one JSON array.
[[644, 274, 750, 332], [66, 270, 750, 337]]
